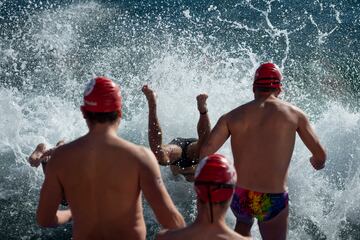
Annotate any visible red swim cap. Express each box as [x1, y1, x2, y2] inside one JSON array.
[[194, 154, 237, 203], [253, 62, 282, 89], [81, 76, 122, 114]]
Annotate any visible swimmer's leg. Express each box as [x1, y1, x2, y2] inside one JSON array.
[[187, 94, 210, 161], [142, 85, 180, 165], [258, 205, 289, 240], [234, 221, 254, 237]]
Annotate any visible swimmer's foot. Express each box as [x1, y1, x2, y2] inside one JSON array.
[[197, 93, 208, 114], [142, 85, 157, 108], [28, 143, 47, 168]]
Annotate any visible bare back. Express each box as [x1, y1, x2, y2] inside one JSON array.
[[54, 135, 145, 239], [38, 130, 184, 240], [227, 96, 299, 193], [201, 93, 326, 193]]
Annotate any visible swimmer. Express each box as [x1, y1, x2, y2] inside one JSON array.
[[200, 62, 327, 239], [36, 77, 185, 239], [157, 154, 250, 240], [142, 85, 211, 182]]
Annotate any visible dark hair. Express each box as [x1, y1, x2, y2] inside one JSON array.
[[83, 111, 119, 124], [253, 86, 279, 92]]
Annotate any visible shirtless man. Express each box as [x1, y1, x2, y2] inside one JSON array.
[[36, 77, 185, 240], [142, 85, 210, 182], [200, 62, 327, 239], [157, 154, 250, 240]]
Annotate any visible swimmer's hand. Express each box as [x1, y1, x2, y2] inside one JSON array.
[[56, 209, 72, 225], [28, 140, 65, 168], [39, 149, 53, 164], [196, 93, 208, 114], [28, 143, 47, 168], [40, 140, 65, 164], [310, 156, 325, 170]]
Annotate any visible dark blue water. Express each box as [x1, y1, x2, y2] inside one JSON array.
[[0, 0, 359, 239]]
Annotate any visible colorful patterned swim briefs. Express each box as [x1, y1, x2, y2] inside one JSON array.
[[230, 187, 288, 224]]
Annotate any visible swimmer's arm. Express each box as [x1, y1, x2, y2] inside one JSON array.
[[296, 111, 327, 170], [140, 148, 185, 229], [199, 114, 230, 159], [36, 155, 71, 227]]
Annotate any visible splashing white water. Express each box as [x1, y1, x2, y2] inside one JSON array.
[[0, 1, 358, 239]]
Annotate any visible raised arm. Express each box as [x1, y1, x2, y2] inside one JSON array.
[[199, 114, 230, 159], [36, 152, 71, 227], [195, 94, 211, 155], [296, 110, 327, 170], [139, 148, 185, 229]]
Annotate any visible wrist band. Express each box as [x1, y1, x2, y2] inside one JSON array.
[[200, 110, 208, 115]]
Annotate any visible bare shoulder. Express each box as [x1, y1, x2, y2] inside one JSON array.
[[43, 137, 83, 170], [228, 101, 254, 117], [288, 103, 308, 121], [45, 138, 75, 161], [230, 102, 250, 113], [225, 103, 250, 126], [50, 136, 86, 156], [277, 100, 312, 130], [52, 136, 85, 152], [277, 99, 307, 115], [276, 98, 296, 109], [118, 140, 157, 165]]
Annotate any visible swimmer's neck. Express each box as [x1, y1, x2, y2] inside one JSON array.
[[194, 204, 227, 227], [254, 91, 279, 100], [86, 121, 120, 136]]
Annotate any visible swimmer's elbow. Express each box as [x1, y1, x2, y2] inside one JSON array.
[[199, 143, 211, 159], [160, 211, 185, 229], [173, 212, 186, 228]]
